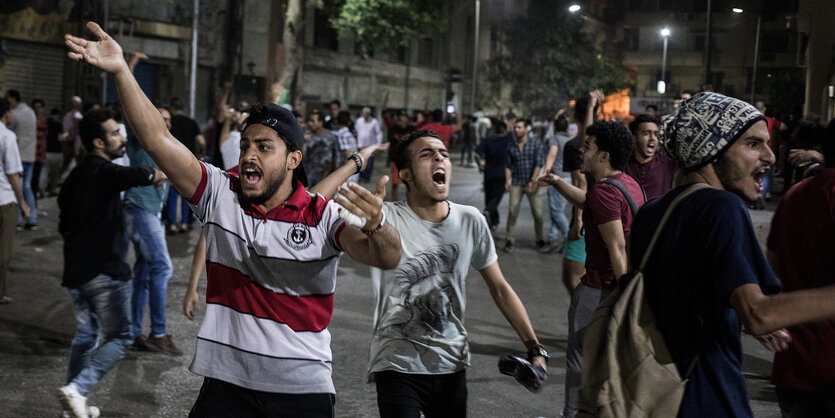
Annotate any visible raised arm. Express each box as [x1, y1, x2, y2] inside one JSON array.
[[65, 22, 202, 199]]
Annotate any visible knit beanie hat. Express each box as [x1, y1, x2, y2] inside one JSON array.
[[659, 92, 764, 169]]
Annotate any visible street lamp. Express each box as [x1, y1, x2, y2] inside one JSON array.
[[568, 4, 581, 13], [657, 27, 670, 94]]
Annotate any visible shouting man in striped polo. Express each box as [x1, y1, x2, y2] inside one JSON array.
[[65, 22, 401, 418]]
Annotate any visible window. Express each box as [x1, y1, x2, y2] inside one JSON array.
[[623, 27, 640, 51], [313, 8, 338, 50], [417, 37, 435, 67]]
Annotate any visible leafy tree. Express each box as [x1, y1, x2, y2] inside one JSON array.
[[331, 0, 449, 52], [483, 0, 629, 112]]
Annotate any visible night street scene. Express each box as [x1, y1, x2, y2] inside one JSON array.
[[1, 0, 834, 417]]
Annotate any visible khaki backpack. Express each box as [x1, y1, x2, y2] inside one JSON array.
[[576, 183, 710, 418]]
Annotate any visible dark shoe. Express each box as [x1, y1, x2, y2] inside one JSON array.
[[132, 335, 160, 352], [179, 223, 190, 233], [146, 334, 183, 356], [24, 223, 40, 231], [538, 240, 563, 254], [502, 241, 514, 253], [167, 225, 179, 235], [0, 296, 12, 305], [536, 240, 547, 249], [498, 354, 547, 392]]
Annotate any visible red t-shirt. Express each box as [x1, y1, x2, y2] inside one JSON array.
[[624, 152, 678, 201], [421, 122, 454, 148], [767, 168, 835, 390], [582, 172, 646, 290]]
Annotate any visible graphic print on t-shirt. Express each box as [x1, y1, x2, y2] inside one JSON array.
[[376, 244, 461, 350]]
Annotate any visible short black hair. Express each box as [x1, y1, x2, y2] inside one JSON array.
[[825, 118, 835, 168], [307, 109, 323, 122], [170, 97, 184, 111], [31, 98, 45, 108], [50, 107, 62, 117], [80, 109, 115, 152], [645, 104, 658, 112], [391, 129, 445, 171], [5, 90, 21, 102], [291, 110, 302, 119], [553, 115, 569, 133], [586, 121, 633, 170], [515, 118, 531, 128], [336, 110, 352, 126], [494, 120, 507, 134], [0, 98, 10, 116], [628, 114, 660, 136], [330, 99, 341, 108]]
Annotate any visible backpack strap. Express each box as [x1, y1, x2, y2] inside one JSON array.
[[598, 177, 644, 215], [638, 183, 711, 271]]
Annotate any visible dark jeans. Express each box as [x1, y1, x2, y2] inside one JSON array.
[[189, 378, 335, 418], [374, 370, 467, 418], [484, 177, 506, 227]]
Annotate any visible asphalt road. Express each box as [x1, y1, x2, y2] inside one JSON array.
[[0, 153, 783, 417]]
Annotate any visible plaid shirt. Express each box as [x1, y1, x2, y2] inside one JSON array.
[[335, 127, 358, 168], [506, 135, 545, 186]]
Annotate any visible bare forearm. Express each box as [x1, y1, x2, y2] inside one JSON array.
[[8, 173, 25, 206], [551, 177, 586, 206], [733, 283, 835, 336], [364, 224, 401, 269], [311, 161, 357, 198], [187, 234, 207, 295], [114, 67, 200, 195], [481, 264, 540, 345], [607, 245, 628, 279]]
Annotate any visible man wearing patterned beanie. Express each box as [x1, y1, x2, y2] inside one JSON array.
[[628, 92, 835, 417]]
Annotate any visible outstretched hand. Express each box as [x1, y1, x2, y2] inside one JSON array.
[[534, 173, 558, 188], [65, 22, 128, 74], [358, 143, 390, 169], [333, 176, 389, 232]]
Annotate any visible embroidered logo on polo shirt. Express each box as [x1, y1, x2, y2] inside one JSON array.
[[285, 223, 312, 250]]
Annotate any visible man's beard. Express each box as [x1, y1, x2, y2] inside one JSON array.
[[713, 154, 750, 202], [245, 168, 287, 205]]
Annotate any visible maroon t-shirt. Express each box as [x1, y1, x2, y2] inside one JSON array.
[[624, 152, 678, 201], [581, 172, 646, 290], [767, 168, 835, 391]]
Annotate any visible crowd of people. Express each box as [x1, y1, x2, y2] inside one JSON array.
[[0, 20, 833, 418]]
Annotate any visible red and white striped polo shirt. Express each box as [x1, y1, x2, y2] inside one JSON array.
[[187, 162, 345, 394]]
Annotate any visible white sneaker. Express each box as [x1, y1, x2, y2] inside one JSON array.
[[61, 406, 99, 418], [57, 384, 89, 418]]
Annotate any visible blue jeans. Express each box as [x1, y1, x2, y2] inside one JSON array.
[[17, 162, 36, 225], [167, 187, 191, 225], [547, 180, 571, 243], [124, 204, 173, 337], [66, 274, 132, 396]]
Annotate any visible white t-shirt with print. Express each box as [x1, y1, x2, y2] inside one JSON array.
[[367, 200, 498, 376]]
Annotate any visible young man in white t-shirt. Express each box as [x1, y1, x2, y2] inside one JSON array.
[[364, 129, 549, 417]]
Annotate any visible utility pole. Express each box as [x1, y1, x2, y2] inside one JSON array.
[[189, 0, 199, 118], [470, 0, 480, 114]]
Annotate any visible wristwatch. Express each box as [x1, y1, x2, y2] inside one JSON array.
[[526, 344, 549, 364]]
